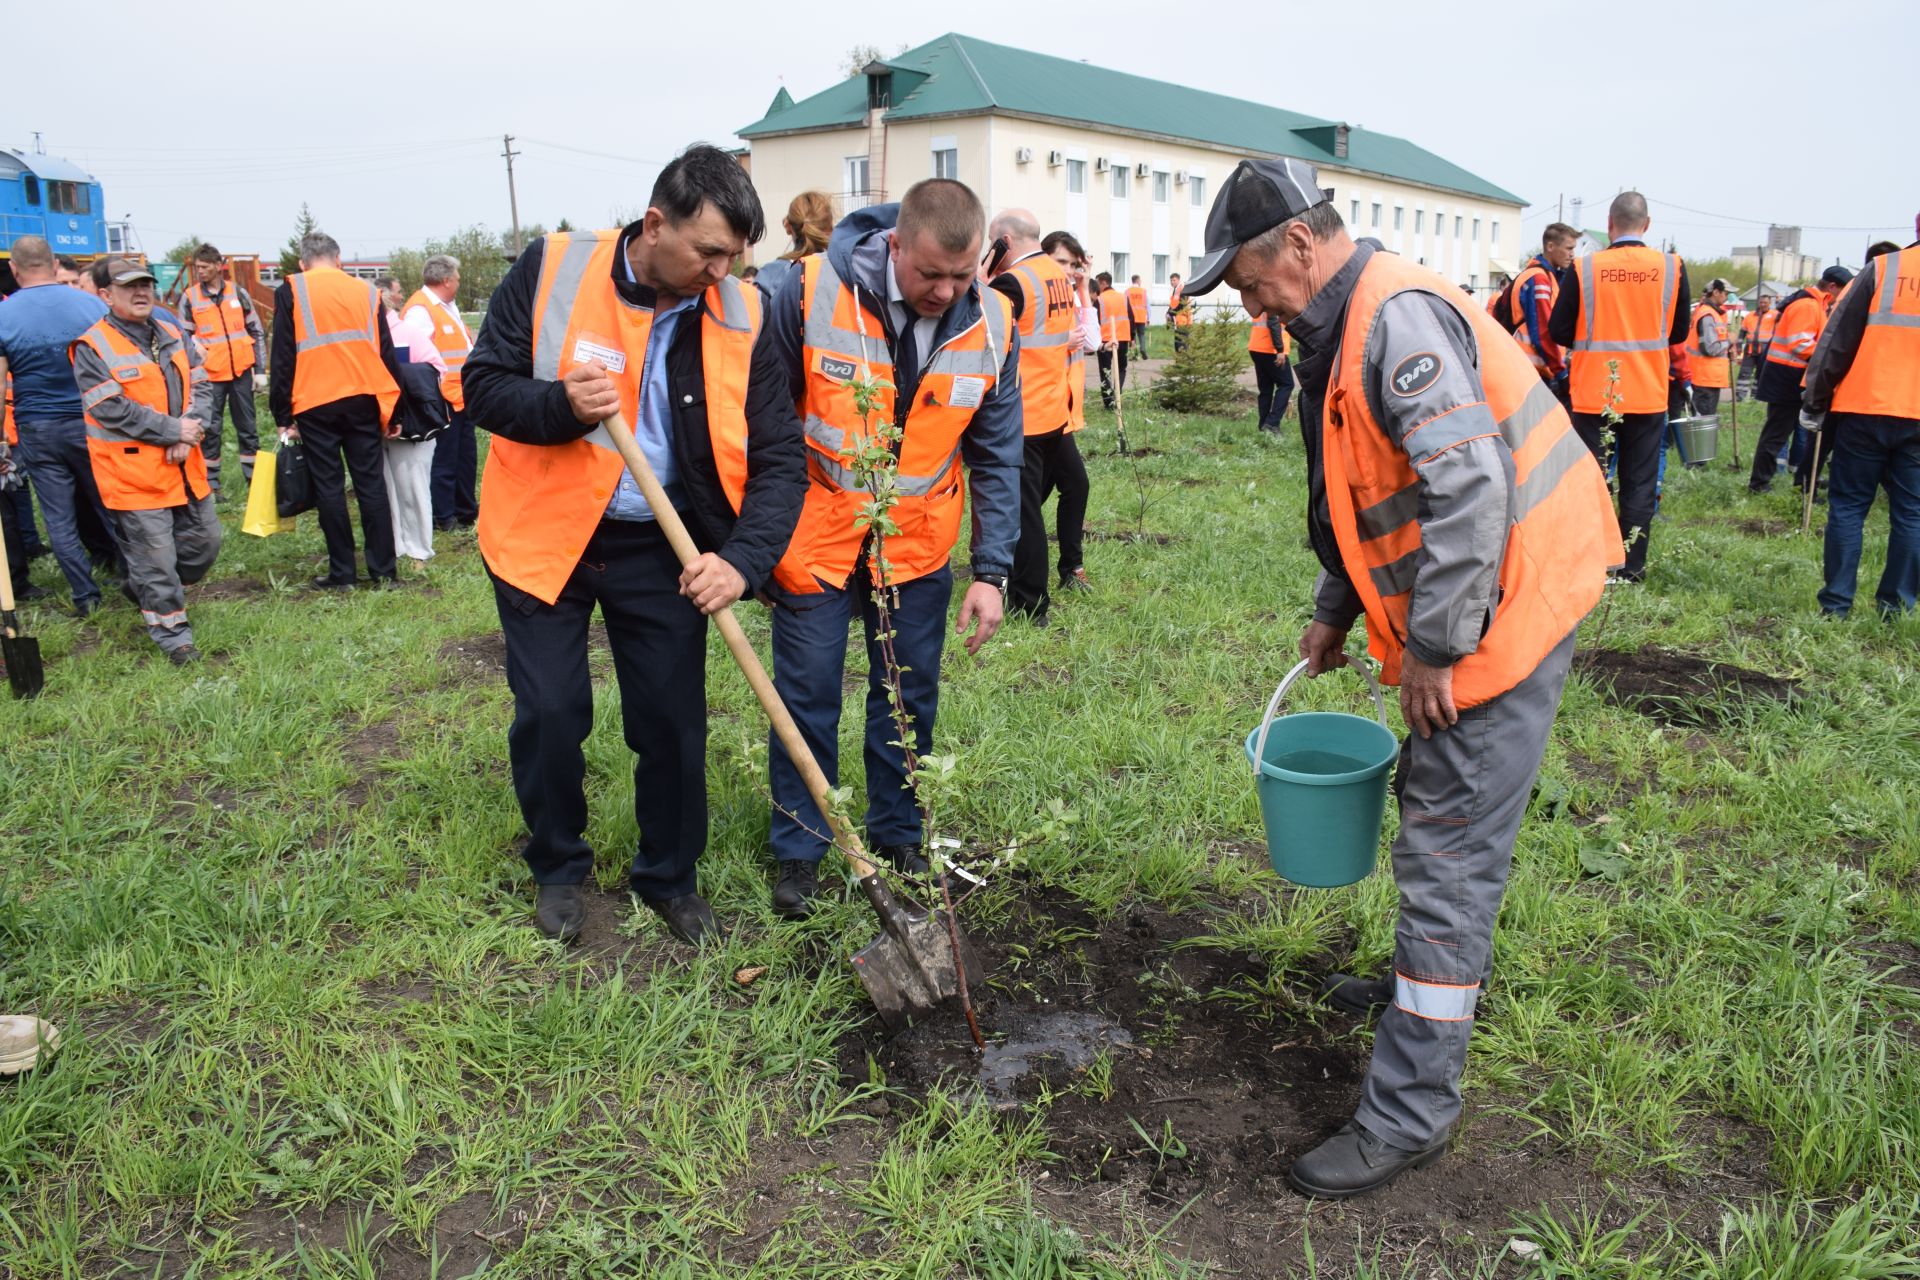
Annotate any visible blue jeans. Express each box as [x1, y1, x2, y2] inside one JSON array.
[[768, 566, 953, 863], [430, 408, 477, 525], [1819, 416, 1920, 617], [16, 418, 116, 605]]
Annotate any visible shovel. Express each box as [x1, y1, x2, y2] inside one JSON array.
[[0, 527, 44, 698], [598, 410, 979, 1031]]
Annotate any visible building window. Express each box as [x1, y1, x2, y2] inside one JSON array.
[[1350, 199, 1360, 225], [844, 156, 871, 211], [1112, 252, 1129, 280], [932, 147, 958, 180], [1066, 159, 1086, 194], [1414, 210, 1424, 234], [1321, 187, 1336, 202], [1370, 202, 1382, 229], [1152, 171, 1170, 204], [1393, 207, 1404, 231], [1490, 219, 1500, 246], [1455, 215, 1463, 237], [1112, 166, 1129, 198], [48, 180, 90, 215], [1472, 217, 1480, 242], [1190, 176, 1206, 207], [22, 175, 40, 205], [1153, 254, 1169, 284]]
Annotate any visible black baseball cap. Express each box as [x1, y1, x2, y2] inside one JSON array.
[[1819, 265, 1854, 287], [1183, 156, 1327, 296]]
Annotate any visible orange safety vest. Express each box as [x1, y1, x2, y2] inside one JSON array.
[[1126, 285, 1148, 324], [288, 266, 400, 424], [1248, 314, 1290, 356], [477, 230, 759, 606], [1568, 245, 1683, 415], [72, 316, 210, 511], [771, 252, 1012, 594], [1098, 288, 1132, 344], [1684, 302, 1731, 389], [1323, 253, 1620, 709], [1508, 262, 1558, 374], [1168, 285, 1193, 326], [1007, 253, 1078, 436], [182, 281, 256, 381], [404, 287, 471, 411], [1829, 245, 1920, 419], [1764, 289, 1827, 372]]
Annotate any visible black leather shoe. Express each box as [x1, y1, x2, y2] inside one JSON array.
[[71, 596, 103, 618], [877, 842, 931, 877], [772, 859, 820, 919], [534, 883, 585, 942], [1288, 1120, 1449, 1199], [14, 584, 49, 603], [1318, 972, 1393, 1016], [167, 645, 203, 667], [648, 892, 717, 944], [309, 575, 356, 591]]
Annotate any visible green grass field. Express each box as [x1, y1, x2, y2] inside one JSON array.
[[3, 395, 1918, 1278]]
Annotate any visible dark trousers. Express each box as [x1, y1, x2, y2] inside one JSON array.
[[431, 409, 478, 525], [201, 376, 259, 488], [1251, 352, 1294, 429], [1131, 319, 1149, 359], [1573, 410, 1662, 580], [768, 565, 952, 864], [1172, 324, 1189, 354], [1820, 415, 1920, 617], [494, 519, 710, 898], [298, 413, 396, 582], [0, 484, 29, 593], [1052, 432, 1089, 578], [5, 483, 45, 555], [1098, 345, 1129, 409], [1690, 385, 1722, 418], [1013, 428, 1084, 617], [16, 420, 118, 605], [1750, 400, 1801, 491]]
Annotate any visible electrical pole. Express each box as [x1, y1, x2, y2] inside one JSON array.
[[502, 134, 523, 255], [1557, 192, 1563, 223]]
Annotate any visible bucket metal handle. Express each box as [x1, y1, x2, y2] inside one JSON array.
[[1252, 658, 1390, 775]]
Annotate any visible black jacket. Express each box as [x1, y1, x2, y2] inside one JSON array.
[[462, 228, 807, 594]]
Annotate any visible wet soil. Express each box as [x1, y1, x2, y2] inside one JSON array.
[[438, 622, 608, 684], [1574, 646, 1798, 728], [190, 576, 271, 602]]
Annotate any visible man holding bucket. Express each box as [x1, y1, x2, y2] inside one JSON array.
[[1186, 158, 1621, 1198]]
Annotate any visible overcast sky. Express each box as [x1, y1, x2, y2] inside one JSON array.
[[6, 0, 1910, 270]]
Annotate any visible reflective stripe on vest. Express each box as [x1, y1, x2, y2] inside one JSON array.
[[1831, 246, 1920, 418], [1012, 255, 1077, 436], [288, 267, 400, 423], [1569, 247, 1681, 415], [1394, 973, 1479, 1022], [74, 317, 211, 511], [1684, 303, 1731, 389], [404, 288, 471, 411], [477, 230, 759, 604], [1322, 253, 1621, 710], [183, 283, 255, 381], [1765, 291, 1826, 371], [1509, 264, 1556, 371], [772, 251, 1012, 592]]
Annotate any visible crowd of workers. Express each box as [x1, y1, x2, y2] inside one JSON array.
[[4, 141, 1915, 1202]]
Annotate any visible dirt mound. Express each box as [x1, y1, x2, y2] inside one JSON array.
[[1575, 647, 1798, 727], [438, 631, 508, 682]]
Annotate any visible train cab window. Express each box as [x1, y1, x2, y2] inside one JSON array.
[[22, 176, 40, 205], [48, 181, 90, 215]]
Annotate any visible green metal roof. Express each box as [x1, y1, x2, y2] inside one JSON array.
[[738, 34, 1523, 207]]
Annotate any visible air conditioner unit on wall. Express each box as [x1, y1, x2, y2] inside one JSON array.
[[1173, 170, 1189, 185], [1014, 146, 1033, 164], [1094, 156, 1110, 173], [1134, 162, 1151, 179], [1047, 149, 1064, 167]]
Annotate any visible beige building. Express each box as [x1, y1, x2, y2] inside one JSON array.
[[737, 34, 1527, 314]]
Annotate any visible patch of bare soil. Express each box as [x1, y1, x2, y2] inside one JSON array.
[[130, 1193, 503, 1280], [1574, 647, 1798, 728], [191, 576, 270, 602], [838, 887, 1770, 1274], [341, 717, 400, 807], [439, 622, 608, 684], [1084, 526, 1179, 545]]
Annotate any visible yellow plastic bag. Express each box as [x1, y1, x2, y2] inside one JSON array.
[[242, 449, 296, 537]]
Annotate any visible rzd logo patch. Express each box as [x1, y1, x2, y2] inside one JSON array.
[[819, 355, 857, 382], [1390, 351, 1442, 397]]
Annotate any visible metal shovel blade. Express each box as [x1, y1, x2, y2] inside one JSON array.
[[3, 625, 43, 700], [848, 881, 982, 1032]]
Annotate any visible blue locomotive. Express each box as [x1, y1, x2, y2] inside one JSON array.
[[1, 146, 132, 291]]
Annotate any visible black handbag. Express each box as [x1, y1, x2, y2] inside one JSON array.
[[276, 437, 315, 518], [392, 359, 451, 442]]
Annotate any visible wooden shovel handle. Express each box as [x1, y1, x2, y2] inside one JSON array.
[[597, 410, 880, 881]]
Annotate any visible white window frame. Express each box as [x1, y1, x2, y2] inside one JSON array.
[[931, 135, 959, 181], [844, 155, 872, 212], [1153, 253, 1169, 284], [1370, 202, 1382, 229], [1112, 251, 1130, 280], [1112, 165, 1130, 199], [1066, 158, 1087, 194], [1152, 170, 1170, 204], [1190, 175, 1207, 207]]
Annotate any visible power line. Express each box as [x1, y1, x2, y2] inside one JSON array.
[[1645, 196, 1901, 234]]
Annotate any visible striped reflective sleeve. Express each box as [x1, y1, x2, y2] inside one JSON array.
[[1394, 972, 1479, 1021]]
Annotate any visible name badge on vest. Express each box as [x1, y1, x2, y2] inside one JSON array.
[[572, 337, 627, 375], [442, 324, 455, 335], [948, 376, 987, 410], [113, 367, 142, 382]]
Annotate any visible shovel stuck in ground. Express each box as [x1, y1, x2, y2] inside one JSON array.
[[0, 528, 44, 698], [598, 410, 979, 1031]]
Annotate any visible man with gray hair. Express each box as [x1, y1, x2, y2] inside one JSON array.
[[269, 230, 405, 588], [402, 254, 477, 531]]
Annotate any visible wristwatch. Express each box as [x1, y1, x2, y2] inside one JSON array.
[[974, 572, 1008, 591]]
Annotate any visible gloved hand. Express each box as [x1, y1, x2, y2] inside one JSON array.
[[1799, 408, 1825, 434], [254, 372, 268, 391]]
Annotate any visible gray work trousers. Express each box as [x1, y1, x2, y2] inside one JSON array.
[[111, 496, 222, 653], [1352, 628, 1578, 1150], [200, 377, 259, 490]]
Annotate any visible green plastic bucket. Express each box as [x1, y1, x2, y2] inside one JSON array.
[[1243, 660, 1399, 887], [1672, 414, 1718, 465]]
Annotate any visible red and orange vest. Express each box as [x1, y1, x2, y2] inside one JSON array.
[[1006, 253, 1078, 436], [1323, 253, 1621, 709], [1098, 288, 1132, 345], [1766, 289, 1829, 373], [73, 316, 211, 511], [476, 230, 759, 605]]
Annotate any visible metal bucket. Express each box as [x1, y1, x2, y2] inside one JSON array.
[[1672, 415, 1719, 466]]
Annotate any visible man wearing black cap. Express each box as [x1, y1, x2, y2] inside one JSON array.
[[1188, 157, 1619, 1199], [1749, 264, 1853, 494]]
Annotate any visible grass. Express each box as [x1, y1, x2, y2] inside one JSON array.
[[2, 392, 1917, 1276]]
